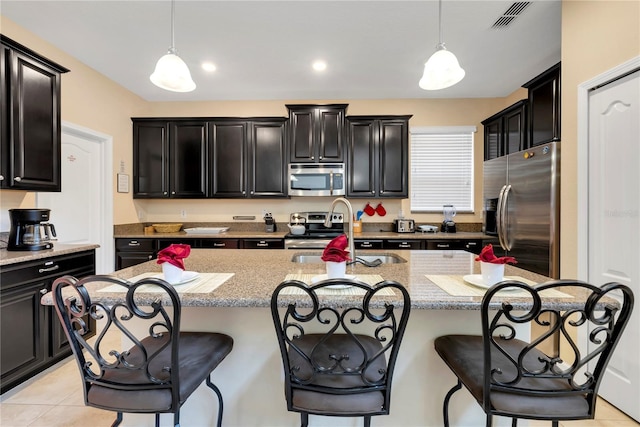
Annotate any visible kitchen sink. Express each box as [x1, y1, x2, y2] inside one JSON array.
[[291, 253, 407, 264]]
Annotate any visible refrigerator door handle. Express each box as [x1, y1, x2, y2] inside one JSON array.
[[496, 184, 507, 249], [499, 184, 512, 251]]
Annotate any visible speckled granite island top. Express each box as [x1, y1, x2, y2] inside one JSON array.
[[42, 248, 591, 311]]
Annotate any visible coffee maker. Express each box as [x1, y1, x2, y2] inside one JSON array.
[[441, 204, 457, 233], [8, 209, 57, 251]]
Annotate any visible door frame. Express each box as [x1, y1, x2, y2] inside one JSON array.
[[577, 55, 640, 280], [38, 122, 114, 273]]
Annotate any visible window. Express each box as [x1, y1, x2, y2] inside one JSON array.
[[410, 126, 476, 213]]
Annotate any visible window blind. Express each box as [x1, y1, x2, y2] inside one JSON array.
[[410, 126, 476, 213]]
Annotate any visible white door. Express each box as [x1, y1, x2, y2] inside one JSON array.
[[587, 69, 639, 421], [37, 123, 113, 274]]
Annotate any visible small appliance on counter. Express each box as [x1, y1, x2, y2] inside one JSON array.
[[284, 212, 345, 249], [441, 204, 457, 233], [8, 208, 57, 251], [394, 218, 415, 233], [264, 212, 276, 233]]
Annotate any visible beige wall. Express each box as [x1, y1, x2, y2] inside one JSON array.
[[560, 0, 640, 278]]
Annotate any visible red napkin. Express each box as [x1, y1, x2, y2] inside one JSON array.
[[157, 244, 191, 270], [475, 244, 517, 264], [321, 234, 351, 262]]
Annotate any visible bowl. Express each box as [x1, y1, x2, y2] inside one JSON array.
[[152, 223, 183, 233]]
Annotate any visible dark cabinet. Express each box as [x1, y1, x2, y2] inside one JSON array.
[[133, 119, 208, 198], [482, 100, 528, 160], [347, 116, 411, 198], [425, 239, 483, 254], [242, 238, 285, 249], [523, 62, 561, 146], [287, 104, 347, 163], [199, 239, 240, 249], [354, 239, 384, 250], [0, 251, 95, 393], [115, 238, 156, 270], [211, 118, 287, 198], [384, 239, 423, 250], [0, 35, 68, 191]]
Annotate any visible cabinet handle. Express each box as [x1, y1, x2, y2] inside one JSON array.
[[0, 175, 4, 181], [311, 156, 315, 160], [171, 191, 175, 195], [128, 241, 140, 247], [399, 243, 411, 248], [319, 156, 323, 160], [250, 190, 254, 195], [213, 243, 225, 247], [361, 243, 373, 248], [371, 191, 375, 194], [436, 243, 451, 248], [148, 255, 153, 259], [40, 288, 48, 295], [256, 242, 268, 247], [163, 192, 168, 195], [14, 176, 22, 182], [39, 264, 60, 273]]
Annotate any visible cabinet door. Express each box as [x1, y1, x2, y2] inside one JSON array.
[[170, 121, 208, 198], [0, 44, 8, 188], [133, 121, 169, 197], [1, 281, 47, 393], [483, 117, 502, 160], [289, 107, 315, 163], [249, 120, 287, 197], [525, 63, 561, 146], [503, 103, 527, 155], [8, 50, 62, 191], [378, 119, 408, 197], [242, 239, 285, 249], [317, 106, 345, 162], [211, 121, 247, 197], [347, 119, 376, 197], [384, 239, 422, 250]]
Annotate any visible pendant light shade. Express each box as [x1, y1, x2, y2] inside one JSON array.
[[419, 0, 465, 90], [150, 0, 195, 92]]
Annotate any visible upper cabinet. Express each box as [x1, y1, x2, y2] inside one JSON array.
[[133, 119, 208, 198], [481, 100, 528, 161], [0, 35, 69, 191], [211, 118, 287, 198], [133, 117, 287, 199], [482, 62, 560, 159], [523, 62, 561, 146], [346, 115, 411, 198], [287, 104, 347, 163]]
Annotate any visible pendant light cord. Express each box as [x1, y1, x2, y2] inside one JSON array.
[[438, 0, 443, 45], [170, 0, 176, 52]]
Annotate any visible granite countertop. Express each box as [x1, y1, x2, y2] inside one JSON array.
[[0, 243, 100, 266], [41, 248, 589, 311]]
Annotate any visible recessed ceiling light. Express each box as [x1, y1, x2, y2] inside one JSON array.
[[312, 60, 327, 72], [202, 62, 217, 72]]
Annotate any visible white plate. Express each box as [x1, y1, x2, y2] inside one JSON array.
[[183, 227, 229, 234], [311, 274, 356, 288], [462, 274, 519, 291], [165, 271, 200, 285]]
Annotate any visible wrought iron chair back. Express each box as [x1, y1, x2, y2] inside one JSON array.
[[271, 277, 411, 427], [52, 274, 232, 427], [435, 279, 634, 427]]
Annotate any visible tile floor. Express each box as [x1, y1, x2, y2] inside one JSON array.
[[1, 336, 638, 427]]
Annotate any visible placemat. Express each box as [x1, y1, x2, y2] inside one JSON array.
[[281, 274, 395, 296], [426, 275, 573, 298], [98, 272, 234, 294]]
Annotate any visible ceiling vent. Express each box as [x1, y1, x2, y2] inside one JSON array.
[[491, 2, 531, 29]]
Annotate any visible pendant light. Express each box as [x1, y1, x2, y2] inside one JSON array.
[[150, 0, 196, 92], [419, 0, 465, 90]]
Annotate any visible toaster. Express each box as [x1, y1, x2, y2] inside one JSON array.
[[394, 219, 415, 233]]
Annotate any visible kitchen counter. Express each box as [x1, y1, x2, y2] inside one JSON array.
[[42, 249, 583, 426], [0, 243, 100, 266]]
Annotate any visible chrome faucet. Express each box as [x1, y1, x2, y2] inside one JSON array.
[[324, 197, 355, 260]]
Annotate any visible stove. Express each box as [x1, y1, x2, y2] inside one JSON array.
[[284, 212, 345, 249]]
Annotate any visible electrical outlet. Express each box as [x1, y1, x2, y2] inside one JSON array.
[[180, 209, 187, 219]]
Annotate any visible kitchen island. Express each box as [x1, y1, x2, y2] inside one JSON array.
[[43, 248, 574, 426]]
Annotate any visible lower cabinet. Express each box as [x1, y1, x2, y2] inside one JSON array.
[[426, 239, 483, 254], [115, 238, 156, 270], [354, 239, 384, 250], [242, 239, 284, 249], [0, 250, 96, 393], [384, 239, 423, 250]]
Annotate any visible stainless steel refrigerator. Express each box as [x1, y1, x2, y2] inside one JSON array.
[[483, 141, 560, 278]]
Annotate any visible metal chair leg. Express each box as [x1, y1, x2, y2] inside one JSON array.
[[206, 376, 224, 427], [443, 379, 463, 427], [511, 418, 518, 427], [552, 422, 559, 427], [155, 413, 160, 427], [173, 410, 180, 427], [300, 412, 309, 427], [111, 413, 123, 427], [364, 415, 371, 427], [485, 412, 493, 427]]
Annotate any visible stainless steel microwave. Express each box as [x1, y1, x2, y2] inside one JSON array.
[[288, 163, 345, 197]]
